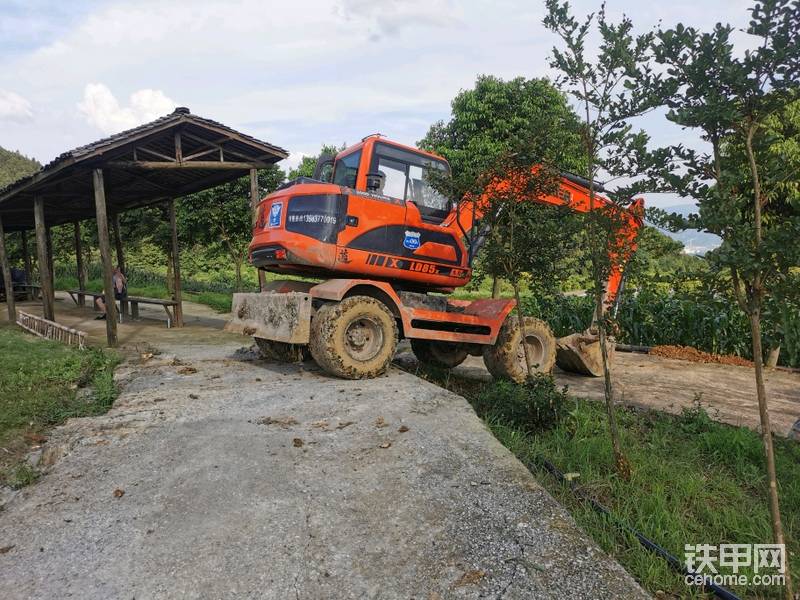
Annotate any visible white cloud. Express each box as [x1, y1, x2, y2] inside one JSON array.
[[0, 90, 33, 122], [0, 0, 756, 164], [78, 83, 176, 134], [335, 0, 462, 38]]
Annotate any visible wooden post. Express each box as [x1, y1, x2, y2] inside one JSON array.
[[20, 231, 32, 283], [34, 197, 54, 321], [250, 168, 265, 291], [112, 213, 126, 274], [169, 199, 183, 327], [112, 213, 128, 316], [45, 225, 55, 302], [74, 221, 85, 306], [0, 215, 16, 322], [93, 169, 118, 346]]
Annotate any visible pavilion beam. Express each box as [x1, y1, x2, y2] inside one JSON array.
[[34, 196, 54, 321], [250, 168, 265, 291], [74, 221, 85, 306], [168, 199, 184, 327], [93, 169, 118, 347], [107, 160, 268, 170], [0, 215, 16, 323]]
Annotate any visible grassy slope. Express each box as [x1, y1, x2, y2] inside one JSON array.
[[0, 325, 119, 488], [413, 367, 799, 599]]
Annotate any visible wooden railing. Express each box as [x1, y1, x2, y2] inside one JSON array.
[[16, 310, 87, 349]]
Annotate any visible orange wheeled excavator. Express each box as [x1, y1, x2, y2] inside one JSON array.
[[227, 135, 643, 381]]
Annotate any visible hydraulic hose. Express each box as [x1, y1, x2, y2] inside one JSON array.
[[531, 455, 741, 600]]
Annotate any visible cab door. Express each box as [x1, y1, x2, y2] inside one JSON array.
[[334, 147, 407, 272]]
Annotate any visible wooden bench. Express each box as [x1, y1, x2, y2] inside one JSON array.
[[1, 283, 39, 301], [66, 289, 178, 327], [126, 295, 179, 327], [67, 289, 103, 307], [16, 284, 41, 300]]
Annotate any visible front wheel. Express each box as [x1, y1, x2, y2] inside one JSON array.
[[309, 296, 398, 379], [483, 316, 556, 383], [410, 339, 469, 369]]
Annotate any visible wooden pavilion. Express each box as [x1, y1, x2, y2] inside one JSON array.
[[0, 107, 287, 346]]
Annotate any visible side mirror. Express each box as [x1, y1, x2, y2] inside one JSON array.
[[365, 172, 384, 192], [313, 153, 335, 182]]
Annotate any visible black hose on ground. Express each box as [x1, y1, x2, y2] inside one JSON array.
[[531, 455, 741, 600]]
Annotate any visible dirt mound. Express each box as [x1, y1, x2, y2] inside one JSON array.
[[649, 345, 753, 368]]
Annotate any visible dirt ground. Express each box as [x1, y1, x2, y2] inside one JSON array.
[[0, 296, 646, 599], [396, 349, 800, 437]]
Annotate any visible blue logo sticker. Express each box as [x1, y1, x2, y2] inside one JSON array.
[[268, 202, 282, 228], [403, 230, 421, 250]]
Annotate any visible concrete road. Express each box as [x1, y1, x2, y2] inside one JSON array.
[[0, 338, 646, 599]]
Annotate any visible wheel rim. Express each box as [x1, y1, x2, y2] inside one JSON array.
[[517, 333, 545, 370], [344, 316, 384, 362]]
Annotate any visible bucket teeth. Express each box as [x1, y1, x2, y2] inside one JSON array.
[[556, 333, 612, 377]]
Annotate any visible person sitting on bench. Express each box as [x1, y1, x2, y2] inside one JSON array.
[[95, 266, 127, 320]]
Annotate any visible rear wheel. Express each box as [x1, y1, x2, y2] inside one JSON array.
[[483, 316, 556, 383], [309, 296, 398, 379], [410, 339, 469, 369], [255, 338, 310, 363]]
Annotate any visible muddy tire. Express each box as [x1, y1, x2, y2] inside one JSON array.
[[255, 338, 310, 363], [483, 316, 556, 382], [410, 339, 469, 369], [309, 296, 398, 379]]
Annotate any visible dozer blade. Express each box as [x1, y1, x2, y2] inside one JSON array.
[[556, 333, 614, 377], [225, 292, 312, 344]]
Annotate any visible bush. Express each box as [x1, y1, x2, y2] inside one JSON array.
[[475, 375, 569, 433]]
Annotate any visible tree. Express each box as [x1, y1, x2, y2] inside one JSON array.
[[544, 0, 661, 478], [419, 76, 587, 375], [0, 146, 39, 190], [419, 75, 586, 299], [287, 144, 346, 180], [180, 166, 285, 291], [652, 3, 799, 595]]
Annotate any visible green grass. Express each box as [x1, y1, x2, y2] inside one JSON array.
[[413, 366, 799, 598], [184, 291, 232, 313], [0, 325, 120, 487]]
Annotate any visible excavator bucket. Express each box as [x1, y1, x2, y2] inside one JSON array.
[[555, 333, 613, 377]]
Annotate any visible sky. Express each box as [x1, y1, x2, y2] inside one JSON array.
[[0, 0, 754, 210]]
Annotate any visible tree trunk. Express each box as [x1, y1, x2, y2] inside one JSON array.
[[595, 286, 630, 480], [745, 125, 793, 600], [512, 281, 533, 380], [234, 259, 242, 293], [749, 309, 792, 598], [766, 345, 780, 369], [491, 277, 501, 298]]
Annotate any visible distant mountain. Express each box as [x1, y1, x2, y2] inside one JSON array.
[[0, 146, 40, 190], [655, 204, 721, 256]]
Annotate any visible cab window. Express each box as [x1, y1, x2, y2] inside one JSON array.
[[374, 157, 407, 198], [408, 164, 449, 213], [370, 142, 451, 222], [332, 150, 362, 188]]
